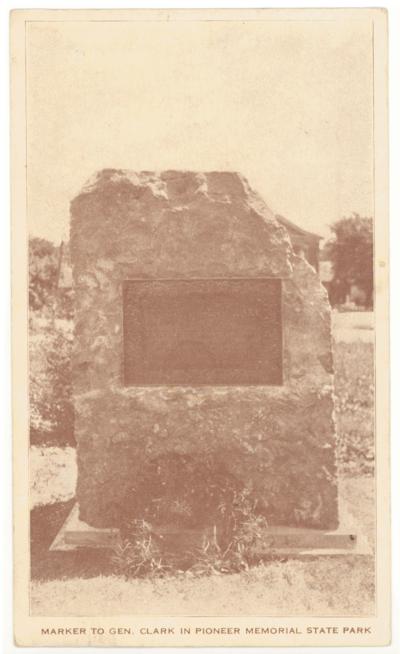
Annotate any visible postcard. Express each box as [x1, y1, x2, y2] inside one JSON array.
[[11, 8, 390, 647]]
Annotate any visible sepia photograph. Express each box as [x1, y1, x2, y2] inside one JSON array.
[[11, 7, 390, 648]]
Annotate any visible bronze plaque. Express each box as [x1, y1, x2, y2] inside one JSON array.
[[123, 279, 282, 385]]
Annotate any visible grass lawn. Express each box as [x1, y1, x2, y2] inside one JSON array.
[[334, 341, 374, 477], [30, 446, 76, 509], [31, 554, 374, 617], [30, 474, 374, 616], [332, 311, 373, 343]]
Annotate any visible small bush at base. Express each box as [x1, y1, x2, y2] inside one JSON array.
[[111, 488, 269, 579]]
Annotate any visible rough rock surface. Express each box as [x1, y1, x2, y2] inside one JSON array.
[[70, 170, 338, 532]]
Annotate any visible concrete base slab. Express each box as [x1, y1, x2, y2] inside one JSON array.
[[254, 526, 356, 550], [49, 503, 365, 557], [49, 503, 121, 551]]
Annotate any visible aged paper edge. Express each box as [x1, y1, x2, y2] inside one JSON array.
[[11, 7, 390, 648]]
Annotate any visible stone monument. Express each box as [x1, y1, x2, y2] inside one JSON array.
[[58, 169, 349, 553]]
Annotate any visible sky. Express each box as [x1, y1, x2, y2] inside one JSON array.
[[26, 16, 374, 243]]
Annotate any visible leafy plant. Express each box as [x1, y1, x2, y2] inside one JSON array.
[[185, 488, 269, 577], [111, 520, 171, 579], [189, 533, 245, 576], [111, 487, 269, 579]]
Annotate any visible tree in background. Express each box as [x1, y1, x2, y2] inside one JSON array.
[[29, 237, 59, 313], [324, 215, 373, 308], [29, 237, 74, 446], [29, 237, 73, 319]]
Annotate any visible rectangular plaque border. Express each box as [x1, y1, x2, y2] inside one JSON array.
[[121, 277, 284, 388]]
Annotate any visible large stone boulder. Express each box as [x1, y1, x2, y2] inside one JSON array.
[[70, 170, 338, 534]]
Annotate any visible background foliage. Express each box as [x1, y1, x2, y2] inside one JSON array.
[[29, 237, 74, 445], [324, 215, 373, 308]]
